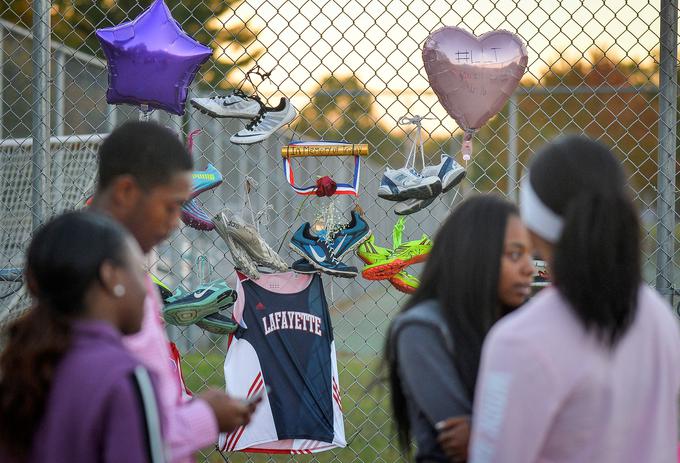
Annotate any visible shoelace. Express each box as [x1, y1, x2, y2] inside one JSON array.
[[210, 88, 256, 105], [399, 115, 435, 171], [392, 217, 405, 250], [318, 239, 343, 265], [245, 105, 267, 130]]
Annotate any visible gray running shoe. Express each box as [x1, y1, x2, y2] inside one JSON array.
[[213, 210, 288, 273], [190, 90, 261, 119], [220, 230, 260, 280], [230, 98, 297, 145], [421, 154, 466, 193]]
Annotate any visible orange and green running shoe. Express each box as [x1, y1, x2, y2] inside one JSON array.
[[361, 226, 432, 281], [356, 225, 420, 294], [389, 271, 419, 294]]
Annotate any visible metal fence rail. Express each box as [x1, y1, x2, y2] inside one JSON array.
[[1, 1, 678, 461]]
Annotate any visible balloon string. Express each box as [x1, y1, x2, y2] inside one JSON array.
[[139, 104, 152, 122], [461, 130, 474, 162]]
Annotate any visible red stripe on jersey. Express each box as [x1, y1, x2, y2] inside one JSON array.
[[246, 372, 262, 397]]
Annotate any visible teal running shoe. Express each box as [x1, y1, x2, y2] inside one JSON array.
[[191, 163, 223, 199], [196, 311, 239, 335], [163, 280, 237, 326]]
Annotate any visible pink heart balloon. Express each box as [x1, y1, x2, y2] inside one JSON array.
[[423, 27, 528, 132]]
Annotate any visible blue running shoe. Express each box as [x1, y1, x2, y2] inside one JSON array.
[[291, 258, 317, 274], [378, 167, 441, 201], [191, 163, 223, 199], [163, 280, 237, 326], [331, 210, 371, 259], [289, 223, 358, 278], [421, 154, 466, 193]]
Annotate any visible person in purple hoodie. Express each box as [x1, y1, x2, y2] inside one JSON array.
[[0, 211, 165, 463]]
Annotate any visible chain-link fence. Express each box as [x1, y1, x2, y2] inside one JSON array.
[[1, 0, 678, 461]]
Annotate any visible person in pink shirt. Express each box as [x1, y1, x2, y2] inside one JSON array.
[[90, 121, 258, 462], [469, 135, 680, 462]]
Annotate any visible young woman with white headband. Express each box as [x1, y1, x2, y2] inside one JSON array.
[[468, 135, 680, 463]]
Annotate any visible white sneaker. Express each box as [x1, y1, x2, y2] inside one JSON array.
[[421, 154, 466, 193], [230, 98, 297, 145], [378, 168, 442, 201], [191, 90, 262, 119], [213, 210, 288, 273]]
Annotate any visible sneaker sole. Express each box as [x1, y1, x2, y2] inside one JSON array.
[[334, 230, 372, 260], [440, 168, 466, 193], [196, 317, 239, 335], [394, 196, 436, 216], [389, 276, 418, 294], [190, 182, 222, 200], [378, 179, 442, 201], [361, 254, 429, 280], [230, 106, 297, 145], [358, 253, 417, 293], [289, 242, 358, 278], [191, 101, 259, 120], [163, 290, 236, 326]]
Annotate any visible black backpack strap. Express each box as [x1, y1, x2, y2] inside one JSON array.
[[131, 365, 167, 463]]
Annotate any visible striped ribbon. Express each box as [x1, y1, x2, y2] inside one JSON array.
[[282, 155, 361, 196]]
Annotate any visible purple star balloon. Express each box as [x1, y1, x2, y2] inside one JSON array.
[[96, 0, 212, 116]]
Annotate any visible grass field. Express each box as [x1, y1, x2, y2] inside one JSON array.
[[183, 351, 403, 463]]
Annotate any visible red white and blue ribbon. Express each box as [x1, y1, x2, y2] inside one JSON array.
[[282, 141, 362, 196]]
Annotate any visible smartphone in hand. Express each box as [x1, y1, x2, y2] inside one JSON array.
[[242, 385, 271, 406]]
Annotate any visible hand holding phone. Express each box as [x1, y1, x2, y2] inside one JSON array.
[[242, 385, 271, 406]]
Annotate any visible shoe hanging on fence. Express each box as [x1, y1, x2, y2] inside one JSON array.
[[162, 280, 237, 327], [191, 64, 272, 121], [196, 310, 239, 335], [361, 216, 432, 281], [230, 97, 297, 145], [190, 89, 262, 119], [356, 218, 420, 294], [190, 163, 223, 200], [328, 210, 372, 260], [181, 198, 215, 231], [422, 153, 466, 193], [150, 274, 173, 301], [289, 222, 358, 278], [378, 167, 441, 201], [213, 209, 288, 274], [383, 115, 466, 215], [393, 154, 465, 215], [290, 208, 371, 277], [179, 133, 223, 230]]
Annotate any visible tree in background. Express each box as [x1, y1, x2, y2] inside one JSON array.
[[1, 0, 261, 89], [295, 74, 446, 168], [467, 47, 669, 201]]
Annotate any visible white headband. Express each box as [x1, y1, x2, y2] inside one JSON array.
[[520, 176, 564, 243]]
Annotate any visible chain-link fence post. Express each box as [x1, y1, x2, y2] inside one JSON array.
[[507, 93, 519, 202], [656, 0, 678, 302], [30, 0, 50, 230]]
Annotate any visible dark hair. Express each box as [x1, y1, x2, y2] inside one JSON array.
[[528, 135, 640, 346], [0, 211, 130, 460], [385, 194, 519, 453], [96, 121, 193, 191]]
